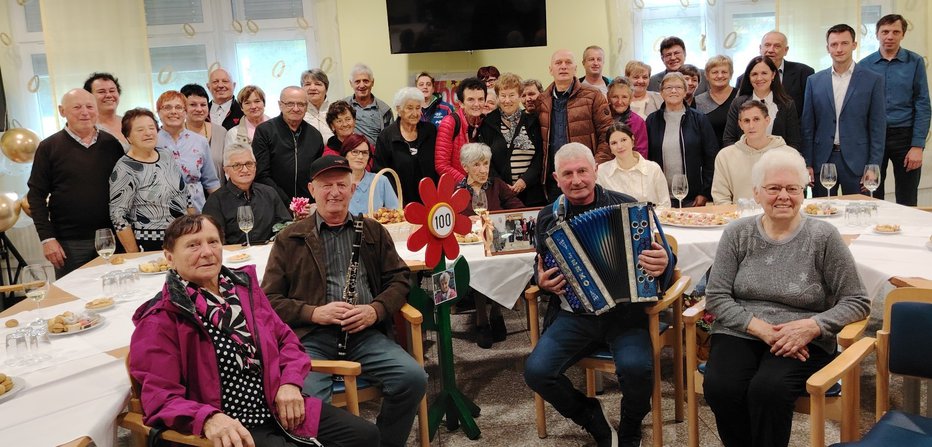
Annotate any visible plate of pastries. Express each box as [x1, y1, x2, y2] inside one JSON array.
[[47, 311, 105, 336], [802, 203, 840, 217], [84, 297, 115, 311], [0, 373, 25, 403], [455, 232, 483, 245], [138, 257, 170, 275], [368, 208, 406, 224], [659, 209, 738, 228]]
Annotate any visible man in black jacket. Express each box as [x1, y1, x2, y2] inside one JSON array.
[[207, 68, 244, 129], [252, 86, 324, 204]]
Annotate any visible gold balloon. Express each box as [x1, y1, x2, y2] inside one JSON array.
[[0, 194, 21, 233], [1, 128, 41, 164], [20, 196, 31, 218]]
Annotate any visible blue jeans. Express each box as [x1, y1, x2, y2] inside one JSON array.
[[300, 326, 426, 447], [524, 306, 653, 428]]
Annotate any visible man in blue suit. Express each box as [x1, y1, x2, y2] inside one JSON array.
[[801, 24, 886, 196]]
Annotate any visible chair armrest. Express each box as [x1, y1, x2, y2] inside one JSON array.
[[645, 274, 691, 315], [524, 285, 540, 303], [683, 298, 706, 324], [312, 360, 362, 376], [119, 412, 213, 446], [399, 303, 423, 326], [837, 318, 868, 349], [806, 337, 875, 395]]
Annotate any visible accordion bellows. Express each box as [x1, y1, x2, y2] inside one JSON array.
[[544, 202, 660, 314]]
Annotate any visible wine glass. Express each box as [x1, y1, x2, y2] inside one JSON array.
[[820, 163, 838, 201], [237, 206, 255, 246], [671, 174, 689, 209], [95, 228, 116, 266], [863, 164, 881, 199], [22, 264, 49, 326]]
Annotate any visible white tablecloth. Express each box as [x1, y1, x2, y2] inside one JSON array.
[[1, 201, 929, 446]]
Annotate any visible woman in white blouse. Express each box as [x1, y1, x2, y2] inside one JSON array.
[[596, 122, 671, 207]]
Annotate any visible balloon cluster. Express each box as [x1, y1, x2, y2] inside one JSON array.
[[0, 127, 40, 232]]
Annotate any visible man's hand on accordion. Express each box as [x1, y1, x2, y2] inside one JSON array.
[[537, 256, 567, 295], [638, 241, 669, 278]]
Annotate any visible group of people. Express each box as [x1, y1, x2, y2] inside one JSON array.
[[21, 13, 920, 447]]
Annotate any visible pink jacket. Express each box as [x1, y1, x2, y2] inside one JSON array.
[[625, 112, 650, 160], [434, 109, 475, 182], [129, 265, 323, 439]]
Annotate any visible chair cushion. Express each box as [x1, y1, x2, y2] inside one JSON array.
[[332, 377, 374, 394], [586, 322, 670, 361], [830, 410, 932, 446], [697, 362, 841, 397], [889, 302, 932, 379]]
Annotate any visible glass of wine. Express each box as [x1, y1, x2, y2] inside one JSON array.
[[820, 163, 838, 201], [671, 174, 689, 209], [237, 206, 255, 246], [863, 164, 881, 199], [95, 228, 116, 266], [22, 264, 49, 326]]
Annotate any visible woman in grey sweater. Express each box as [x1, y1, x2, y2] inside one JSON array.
[[702, 149, 869, 447]]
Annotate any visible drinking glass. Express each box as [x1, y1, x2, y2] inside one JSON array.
[[671, 174, 689, 209], [820, 163, 838, 201], [22, 264, 49, 325], [863, 164, 881, 199], [237, 206, 255, 247], [95, 228, 116, 266]]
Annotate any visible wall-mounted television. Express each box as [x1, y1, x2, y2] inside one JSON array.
[[386, 0, 547, 54]]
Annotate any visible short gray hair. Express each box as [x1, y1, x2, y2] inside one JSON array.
[[661, 71, 687, 90], [459, 143, 492, 169], [554, 143, 595, 173], [300, 69, 329, 90], [223, 142, 255, 166], [349, 63, 374, 81], [750, 148, 809, 189], [393, 87, 423, 109]]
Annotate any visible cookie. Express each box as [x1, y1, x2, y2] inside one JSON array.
[[4, 319, 18, 328]]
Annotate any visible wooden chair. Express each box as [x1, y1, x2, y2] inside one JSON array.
[[327, 302, 431, 447], [525, 238, 691, 447], [119, 355, 362, 446], [683, 298, 870, 447], [817, 287, 932, 446]]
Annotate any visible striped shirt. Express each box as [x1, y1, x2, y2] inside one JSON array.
[[501, 113, 536, 181], [315, 214, 373, 305]]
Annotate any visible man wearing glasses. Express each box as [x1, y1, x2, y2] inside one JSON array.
[[647, 36, 708, 95], [252, 86, 325, 204], [203, 142, 292, 244]]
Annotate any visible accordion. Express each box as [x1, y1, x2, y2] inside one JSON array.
[[543, 200, 666, 314]]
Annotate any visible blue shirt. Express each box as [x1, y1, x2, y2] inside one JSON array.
[[349, 171, 399, 217], [861, 47, 931, 148], [157, 129, 221, 211]]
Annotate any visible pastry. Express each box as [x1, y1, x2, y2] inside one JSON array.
[[875, 224, 900, 233], [110, 255, 125, 265], [368, 208, 406, 224], [228, 253, 250, 262], [85, 297, 114, 310], [4, 319, 18, 328]]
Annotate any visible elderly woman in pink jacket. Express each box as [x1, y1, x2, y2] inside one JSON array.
[[129, 214, 377, 447]]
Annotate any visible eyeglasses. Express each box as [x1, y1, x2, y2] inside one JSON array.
[[160, 105, 185, 112], [662, 86, 685, 92], [662, 50, 684, 60], [346, 149, 369, 158], [226, 161, 256, 171], [761, 184, 804, 195], [280, 101, 307, 109]]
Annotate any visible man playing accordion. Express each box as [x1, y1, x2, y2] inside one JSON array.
[[524, 143, 674, 447]]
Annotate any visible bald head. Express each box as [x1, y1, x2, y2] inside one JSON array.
[[59, 89, 98, 137], [549, 49, 577, 90], [760, 31, 789, 67], [208, 68, 235, 103]]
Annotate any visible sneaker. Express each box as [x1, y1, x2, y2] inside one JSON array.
[[582, 398, 618, 447], [490, 315, 507, 342], [476, 324, 493, 349]]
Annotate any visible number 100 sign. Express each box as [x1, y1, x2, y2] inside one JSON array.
[[427, 202, 455, 238]]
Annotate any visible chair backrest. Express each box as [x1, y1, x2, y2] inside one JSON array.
[[884, 288, 932, 379], [124, 355, 144, 413]]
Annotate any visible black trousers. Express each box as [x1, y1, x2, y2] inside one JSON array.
[[877, 126, 921, 206], [703, 334, 834, 447], [248, 404, 379, 447]]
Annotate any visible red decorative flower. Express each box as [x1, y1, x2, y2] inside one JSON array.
[[404, 174, 472, 269]]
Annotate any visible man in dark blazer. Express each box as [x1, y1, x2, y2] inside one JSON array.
[[207, 68, 244, 130], [801, 24, 886, 196], [736, 31, 814, 118]]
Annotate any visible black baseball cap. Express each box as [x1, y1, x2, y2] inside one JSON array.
[[309, 155, 352, 179]]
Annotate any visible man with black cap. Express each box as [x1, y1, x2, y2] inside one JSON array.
[[262, 155, 426, 447]]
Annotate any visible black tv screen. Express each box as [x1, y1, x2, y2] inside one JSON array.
[[386, 0, 547, 54]]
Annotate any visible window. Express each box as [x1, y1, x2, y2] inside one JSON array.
[[29, 54, 57, 137], [636, 1, 704, 75], [150, 45, 210, 102], [24, 0, 42, 33], [144, 0, 206, 26], [234, 39, 309, 116]]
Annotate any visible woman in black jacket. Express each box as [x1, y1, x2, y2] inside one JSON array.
[[722, 56, 801, 149], [375, 87, 438, 205], [646, 72, 720, 206], [477, 73, 545, 206]]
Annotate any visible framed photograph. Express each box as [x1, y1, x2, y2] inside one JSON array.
[[483, 207, 542, 256], [431, 267, 458, 305]]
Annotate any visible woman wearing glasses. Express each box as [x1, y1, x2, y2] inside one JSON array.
[[645, 72, 720, 207], [155, 90, 221, 212], [336, 133, 398, 216], [203, 143, 291, 245], [110, 108, 190, 252], [703, 149, 869, 447]]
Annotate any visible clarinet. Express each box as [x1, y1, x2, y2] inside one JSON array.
[[337, 215, 365, 358]]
